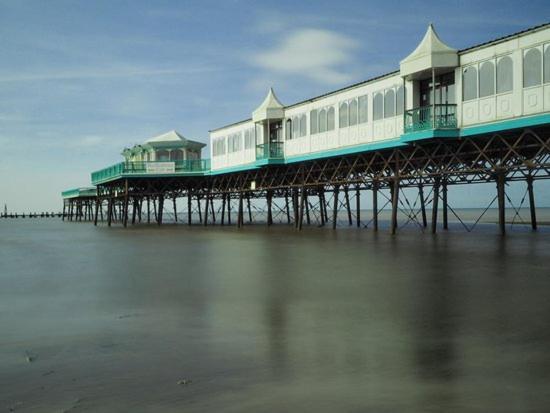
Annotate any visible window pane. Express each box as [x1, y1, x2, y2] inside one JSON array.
[[327, 107, 335, 130], [496, 56, 513, 93], [339, 102, 348, 127], [524, 48, 542, 87], [292, 116, 299, 139], [463, 66, 478, 101], [310, 109, 318, 135], [319, 109, 327, 132], [395, 86, 404, 115], [373, 93, 383, 120], [384, 89, 395, 118], [300, 114, 307, 137], [544, 45, 550, 83], [349, 99, 358, 126], [358, 95, 368, 123], [479, 61, 495, 98]]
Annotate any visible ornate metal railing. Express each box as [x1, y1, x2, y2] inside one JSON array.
[[404, 104, 457, 133], [91, 159, 211, 184], [256, 142, 284, 160]]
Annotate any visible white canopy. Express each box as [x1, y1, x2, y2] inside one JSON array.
[[400, 24, 458, 79], [252, 88, 284, 123]]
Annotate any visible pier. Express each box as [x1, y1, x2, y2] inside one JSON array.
[[63, 23, 550, 235]]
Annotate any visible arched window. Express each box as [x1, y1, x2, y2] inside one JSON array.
[[497, 56, 513, 93], [523, 48, 542, 87], [395, 86, 404, 116], [358, 95, 368, 123], [463, 66, 478, 101], [156, 150, 169, 161], [384, 89, 395, 118], [544, 45, 550, 84], [319, 109, 327, 133], [479, 61, 495, 98], [300, 114, 307, 137], [339, 102, 348, 128], [373, 93, 383, 120], [292, 116, 299, 139], [285, 119, 292, 140], [310, 109, 318, 135], [327, 107, 335, 130], [349, 99, 358, 126]]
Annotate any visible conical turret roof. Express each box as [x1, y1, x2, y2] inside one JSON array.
[[252, 88, 285, 122], [400, 24, 458, 78]]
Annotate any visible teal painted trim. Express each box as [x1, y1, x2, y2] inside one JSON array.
[[284, 139, 405, 164], [210, 163, 259, 175], [460, 113, 550, 137], [401, 128, 459, 142]]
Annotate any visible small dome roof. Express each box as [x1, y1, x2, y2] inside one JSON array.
[[400, 24, 458, 78], [252, 88, 285, 122]]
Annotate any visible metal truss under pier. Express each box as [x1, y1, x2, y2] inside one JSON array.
[[79, 126, 550, 235]]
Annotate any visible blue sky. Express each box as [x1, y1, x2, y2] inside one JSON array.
[[0, 0, 549, 211]]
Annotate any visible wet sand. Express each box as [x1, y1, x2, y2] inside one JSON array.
[[1, 218, 550, 412]]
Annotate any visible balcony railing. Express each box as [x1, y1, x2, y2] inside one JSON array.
[[256, 142, 284, 161], [404, 104, 457, 133], [91, 159, 211, 184]]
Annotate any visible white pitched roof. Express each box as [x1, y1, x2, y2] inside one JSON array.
[[145, 130, 187, 144], [400, 24, 458, 78], [252, 88, 285, 122]]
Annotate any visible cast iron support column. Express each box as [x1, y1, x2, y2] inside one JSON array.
[[204, 191, 209, 226], [187, 191, 192, 225], [442, 179, 448, 230], [527, 174, 537, 231], [344, 186, 352, 226], [267, 190, 273, 226], [431, 178, 440, 234], [356, 186, 361, 228], [173, 197, 178, 223], [221, 193, 226, 225], [390, 179, 399, 235], [497, 172, 506, 235], [332, 186, 339, 230], [419, 183, 427, 228], [285, 192, 291, 224], [298, 186, 305, 230], [372, 181, 378, 232], [157, 195, 164, 225]]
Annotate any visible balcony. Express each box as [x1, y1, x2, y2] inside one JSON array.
[[256, 142, 284, 161], [91, 159, 211, 185], [404, 104, 457, 133]]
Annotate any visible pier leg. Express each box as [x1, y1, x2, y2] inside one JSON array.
[[390, 179, 399, 235], [431, 179, 440, 234], [227, 195, 232, 225], [293, 189, 299, 228], [107, 192, 113, 227], [131, 199, 137, 225], [62, 203, 66, 221], [356, 186, 361, 228], [187, 192, 192, 225], [285, 192, 291, 224], [153, 198, 157, 222], [442, 179, 448, 230], [173, 197, 178, 222], [372, 181, 378, 232], [237, 192, 243, 228], [332, 186, 339, 230], [197, 196, 202, 224], [246, 193, 252, 223], [319, 190, 325, 226], [527, 175, 537, 231], [419, 183, 427, 228], [267, 190, 273, 226], [138, 198, 143, 223], [204, 192, 209, 226], [344, 186, 352, 226], [94, 197, 99, 226], [497, 173, 506, 235], [147, 197, 150, 224], [158, 195, 164, 225], [298, 186, 305, 230], [211, 197, 216, 223], [305, 191, 311, 225], [221, 193, 226, 225]]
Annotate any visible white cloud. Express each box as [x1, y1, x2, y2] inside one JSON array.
[[251, 29, 359, 85]]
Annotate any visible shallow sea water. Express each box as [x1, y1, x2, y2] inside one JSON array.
[[1, 219, 550, 412]]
